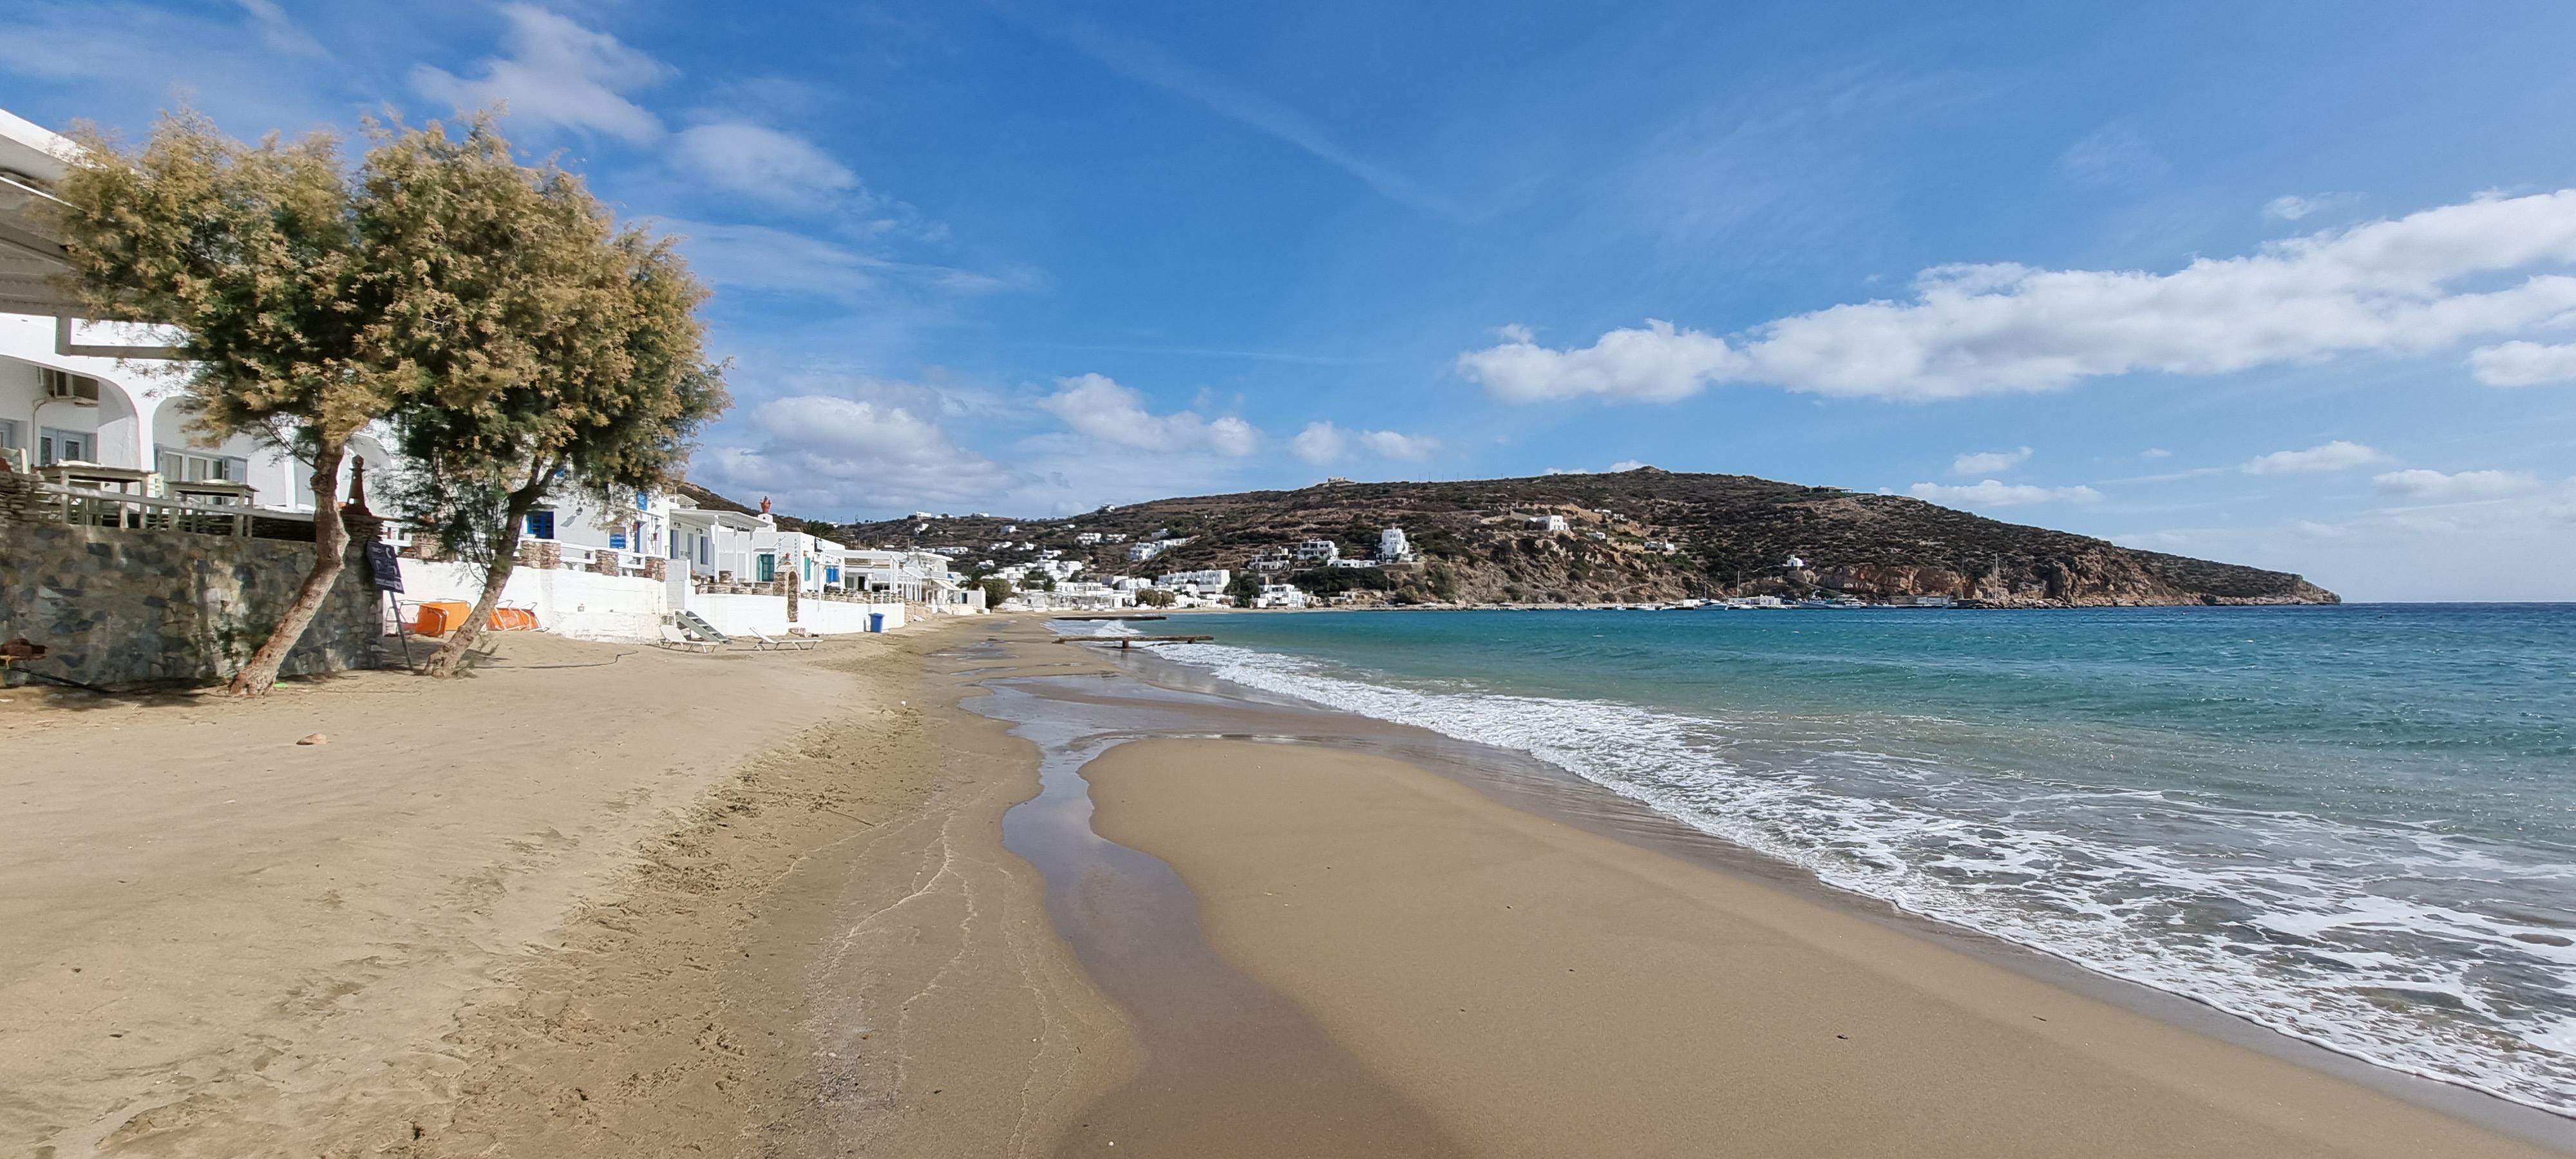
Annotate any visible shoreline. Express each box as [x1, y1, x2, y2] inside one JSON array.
[[1, 621, 1135, 1158], [8, 614, 2564, 1154], [984, 623, 2573, 1154]]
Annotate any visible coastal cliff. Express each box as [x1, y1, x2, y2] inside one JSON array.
[[790, 467, 2338, 607]]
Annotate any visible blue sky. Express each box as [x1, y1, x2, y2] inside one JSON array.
[[8, 1, 2576, 599]]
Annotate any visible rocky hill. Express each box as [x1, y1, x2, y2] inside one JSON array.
[[749, 467, 2336, 608]]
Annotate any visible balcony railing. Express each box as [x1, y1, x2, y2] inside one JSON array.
[[32, 482, 315, 540]]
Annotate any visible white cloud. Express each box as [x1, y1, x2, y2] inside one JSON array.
[[692, 388, 1017, 513], [1291, 421, 1440, 464], [2143, 448, 2172, 458], [670, 122, 858, 204], [1952, 446, 2032, 475], [1909, 480, 2103, 507], [2371, 468, 2541, 498], [1608, 459, 1649, 472], [1362, 429, 1442, 462], [1459, 321, 1741, 403], [1287, 421, 1346, 464], [2467, 340, 2576, 386], [1037, 373, 1258, 456], [411, 5, 670, 143], [2242, 440, 2387, 475], [1460, 189, 2576, 403]]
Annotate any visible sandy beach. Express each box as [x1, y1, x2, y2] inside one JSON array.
[[1, 621, 1132, 1158], [5, 615, 2568, 1156]]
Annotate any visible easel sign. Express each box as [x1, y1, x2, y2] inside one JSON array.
[[367, 542, 415, 673]]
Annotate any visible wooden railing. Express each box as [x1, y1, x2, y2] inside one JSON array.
[[33, 482, 314, 540]]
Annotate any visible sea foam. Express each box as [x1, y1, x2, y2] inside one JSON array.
[[1156, 639, 2576, 1117]]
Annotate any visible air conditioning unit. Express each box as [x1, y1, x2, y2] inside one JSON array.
[[39, 368, 100, 405]]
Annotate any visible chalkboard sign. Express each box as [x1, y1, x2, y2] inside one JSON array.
[[367, 541, 406, 592]]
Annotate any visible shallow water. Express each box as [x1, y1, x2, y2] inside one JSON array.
[[1142, 604, 2576, 1117]]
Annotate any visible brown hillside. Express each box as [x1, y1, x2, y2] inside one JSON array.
[[735, 467, 2336, 608]]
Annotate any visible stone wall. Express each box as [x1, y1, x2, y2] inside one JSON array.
[[1, 520, 382, 688]]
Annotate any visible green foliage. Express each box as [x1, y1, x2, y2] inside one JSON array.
[[52, 111, 410, 451], [1293, 567, 1396, 596], [1136, 587, 1177, 608], [377, 115, 726, 565], [977, 576, 1013, 606], [1226, 572, 1263, 604]]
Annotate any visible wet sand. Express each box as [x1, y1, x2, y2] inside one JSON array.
[[2, 622, 1133, 1158], [11, 614, 2568, 1156], [975, 622, 2573, 1158]]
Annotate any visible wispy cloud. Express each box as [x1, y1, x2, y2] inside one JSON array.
[[411, 4, 670, 142], [1026, 14, 1452, 216], [1910, 480, 2103, 507], [2242, 440, 2387, 475], [2060, 122, 2166, 185], [1952, 446, 2032, 475], [2372, 467, 2539, 498], [669, 121, 860, 205]]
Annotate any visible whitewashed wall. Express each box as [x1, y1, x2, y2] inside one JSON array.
[[396, 559, 668, 641], [688, 593, 905, 637]]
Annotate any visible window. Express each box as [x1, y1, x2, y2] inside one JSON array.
[[755, 553, 776, 583], [156, 447, 249, 483], [0, 419, 17, 449], [825, 565, 840, 585], [698, 537, 710, 566], [39, 367, 100, 403], [39, 428, 91, 465], [669, 529, 684, 560], [525, 510, 555, 540]]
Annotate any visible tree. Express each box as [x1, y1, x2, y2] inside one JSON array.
[[1135, 587, 1177, 608], [376, 119, 724, 677], [976, 576, 1013, 607], [52, 111, 417, 695], [1226, 572, 1263, 606]]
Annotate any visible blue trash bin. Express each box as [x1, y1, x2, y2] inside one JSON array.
[[867, 612, 886, 633]]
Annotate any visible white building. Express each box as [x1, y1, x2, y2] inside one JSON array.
[[1377, 527, 1412, 562], [1075, 532, 1103, 544], [1253, 583, 1309, 608], [1127, 540, 1170, 563], [0, 105, 951, 645], [1155, 568, 1231, 594], [669, 501, 766, 581], [1526, 514, 1569, 532], [1292, 538, 1340, 564], [1248, 549, 1293, 572]]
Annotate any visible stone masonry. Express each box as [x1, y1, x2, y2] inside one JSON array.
[[0, 472, 382, 688]]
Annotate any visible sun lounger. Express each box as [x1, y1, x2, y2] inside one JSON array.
[[658, 625, 717, 653], [748, 629, 815, 651]]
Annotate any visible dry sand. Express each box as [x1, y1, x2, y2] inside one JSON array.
[[1081, 737, 2568, 1159], [1, 621, 1132, 1158], [12, 613, 2563, 1158]]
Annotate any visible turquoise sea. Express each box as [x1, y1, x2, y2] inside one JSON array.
[[1146, 605, 2576, 1116]]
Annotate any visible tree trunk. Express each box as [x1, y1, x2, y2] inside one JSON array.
[[229, 437, 348, 695], [423, 482, 545, 678]]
